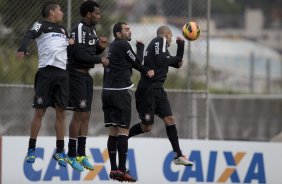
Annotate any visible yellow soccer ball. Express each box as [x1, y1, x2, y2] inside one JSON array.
[[182, 21, 200, 41]]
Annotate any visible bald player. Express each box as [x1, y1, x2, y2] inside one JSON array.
[[129, 25, 194, 167]]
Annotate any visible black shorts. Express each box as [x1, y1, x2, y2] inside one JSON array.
[[135, 88, 172, 124], [67, 69, 93, 112], [33, 66, 69, 109], [102, 89, 132, 129]]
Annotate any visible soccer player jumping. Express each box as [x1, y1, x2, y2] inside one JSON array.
[[129, 25, 194, 167], [102, 22, 154, 182], [17, 1, 71, 167], [66, 1, 109, 172]]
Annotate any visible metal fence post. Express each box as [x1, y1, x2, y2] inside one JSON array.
[[67, 0, 72, 33], [205, 0, 211, 140], [266, 59, 271, 94], [249, 52, 255, 93]]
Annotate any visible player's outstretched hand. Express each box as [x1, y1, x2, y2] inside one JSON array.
[[101, 58, 109, 67], [136, 40, 144, 45], [178, 60, 183, 68], [136, 40, 144, 49], [99, 37, 108, 49], [146, 70, 154, 78], [16, 51, 27, 59], [69, 38, 75, 45], [176, 36, 185, 44]]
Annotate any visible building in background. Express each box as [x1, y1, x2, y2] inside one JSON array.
[[210, 9, 282, 53]]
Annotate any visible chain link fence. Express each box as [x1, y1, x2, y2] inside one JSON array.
[[0, 0, 210, 139], [0, 0, 209, 86]]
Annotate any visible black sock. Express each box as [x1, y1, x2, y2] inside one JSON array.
[[77, 136, 86, 156], [28, 138, 36, 150], [107, 136, 118, 171], [56, 140, 64, 153], [129, 123, 144, 138], [166, 124, 182, 158], [117, 135, 128, 172], [68, 138, 77, 157]]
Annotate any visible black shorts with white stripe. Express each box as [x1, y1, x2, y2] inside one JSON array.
[[102, 89, 132, 129]]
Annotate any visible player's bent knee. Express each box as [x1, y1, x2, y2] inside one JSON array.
[[141, 123, 153, 132], [117, 127, 129, 135], [163, 116, 175, 125], [108, 126, 118, 136]]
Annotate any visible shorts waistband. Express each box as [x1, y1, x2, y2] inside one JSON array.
[[74, 68, 89, 74], [39, 65, 65, 71]]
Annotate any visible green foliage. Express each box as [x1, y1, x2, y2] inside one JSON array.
[[0, 47, 37, 84], [92, 72, 103, 87], [0, 0, 121, 85], [211, 0, 243, 15], [211, 0, 280, 17], [97, 0, 120, 38], [0, 0, 42, 47], [164, 72, 208, 90], [164, 72, 187, 89], [209, 87, 242, 94]]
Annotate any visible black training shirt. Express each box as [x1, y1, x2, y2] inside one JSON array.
[[67, 20, 105, 70], [103, 39, 149, 89], [137, 36, 184, 88]]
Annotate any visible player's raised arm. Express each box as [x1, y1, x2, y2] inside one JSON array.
[[123, 41, 154, 78], [17, 22, 43, 58], [96, 36, 108, 54], [136, 40, 145, 64], [170, 36, 185, 68], [154, 33, 181, 67], [176, 36, 185, 58]]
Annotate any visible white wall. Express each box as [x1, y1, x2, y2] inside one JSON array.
[[1, 136, 282, 183]]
